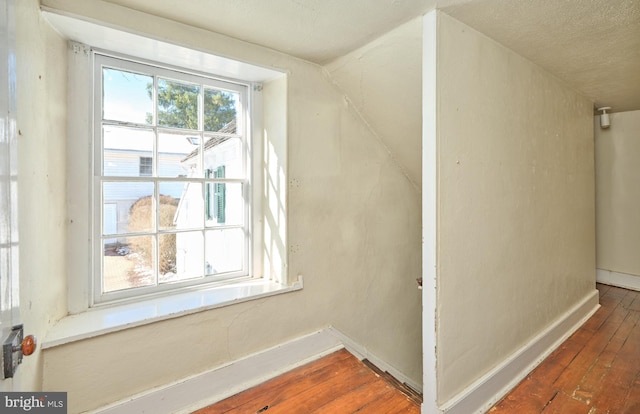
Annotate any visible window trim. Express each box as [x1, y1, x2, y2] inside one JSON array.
[[92, 51, 256, 306], [57, 10, 289, 316]]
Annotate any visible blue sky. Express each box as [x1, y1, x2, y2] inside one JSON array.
[[103, 67, 153, 125]]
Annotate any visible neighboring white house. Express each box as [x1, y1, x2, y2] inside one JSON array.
[[102, 125, 195, 245], [173, 119, 244, 278]]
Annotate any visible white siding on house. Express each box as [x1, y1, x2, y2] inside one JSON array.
[[102, 150, 190, 237], [174, 136, 244, 277]]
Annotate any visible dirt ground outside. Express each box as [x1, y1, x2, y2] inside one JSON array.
[[103, 247, 154, 292]]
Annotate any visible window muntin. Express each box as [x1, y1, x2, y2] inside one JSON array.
[[95, 54, 250, 304]]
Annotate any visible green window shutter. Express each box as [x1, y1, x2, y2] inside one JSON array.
[[214, 165, 225, 224], [205, 169, 213, 220]]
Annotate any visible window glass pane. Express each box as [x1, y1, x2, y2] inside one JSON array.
[[158, 131, 201, 178], [103, 126, 154, 177], [103, 182, 155, 234], [157, 192, 181, 231], [204, 89, 238, 133], [157, 79, 200, 129], [103, 236, 155, 293], [165, 231, 204, 283], [96, 55, 251, 303], [159, 182, 202, 230], [103, 203, 118, 237], [205, 182, 243, 227], [103, 67, 153, 124], [203, 137, 243, 179], [205, 228, 244, 275]]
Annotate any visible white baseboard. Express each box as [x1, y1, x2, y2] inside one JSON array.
[[436, 289, 599, 414], [91, 329, 344, 414], [596, 268, 640, 291]]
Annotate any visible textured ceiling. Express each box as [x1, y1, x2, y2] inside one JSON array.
[[103, 0, 640, 112], [441, 0, 640, 113]]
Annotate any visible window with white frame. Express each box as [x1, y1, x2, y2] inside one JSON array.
[[95, 53, 250, 303]]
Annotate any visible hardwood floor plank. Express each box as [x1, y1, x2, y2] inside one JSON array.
[[226, 355, 374, 414], [589, 298, 640, 413], [258, 362, 378, 413], [347, 382, 414, 413], [194, 348, 420, 414], [490, 285, 640, 414], [385, 401, 422, 414], [307, 378, 396, 413], [574, 310, 640, 403], [596, 283, 611, 296], [625, 291, 640, 312], [376, 393, 417, 414], [529, 327, 593, 385], [540, 391, 591, 414], [621, 375, 640, 414], [488, 376, 556, 413], [582, 288, 627, 332], [193, 349, 355, 414], [554, 291, 631, 394]]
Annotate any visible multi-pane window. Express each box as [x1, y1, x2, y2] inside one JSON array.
[[95, 53, 249, 303], [139, 156, 152, 176]]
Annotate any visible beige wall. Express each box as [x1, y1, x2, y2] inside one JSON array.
[[37, 1, 422, 412], [595, 110, 640, 276], [324, 17, 423, 189], [434, 13, 596, 403], [13, 0, 68, 392]]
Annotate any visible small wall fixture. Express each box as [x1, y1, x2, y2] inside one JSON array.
[[597, 107, 612, 129]]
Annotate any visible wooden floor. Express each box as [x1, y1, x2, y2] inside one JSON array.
[[193, 348, 421, 414], [195, 283, 640, 414], [490, 283, 640, 413]]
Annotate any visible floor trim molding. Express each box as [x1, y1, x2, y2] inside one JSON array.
[[596, 269, 640, 292], [438, 289, 599, 414]]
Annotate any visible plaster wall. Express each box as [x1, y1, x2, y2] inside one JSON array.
[[324, 17, 423, 189], [434, 13, 596, 403], [12, 0, 68, 392], [595, 110, 640, 277], [38, 1, 422, 411]]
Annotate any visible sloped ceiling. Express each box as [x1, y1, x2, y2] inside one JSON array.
[[101, 0, 437, 64], [102, 0, 640, 113]]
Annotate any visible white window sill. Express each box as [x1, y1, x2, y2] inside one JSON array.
[[42, 277, 303, 349]]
